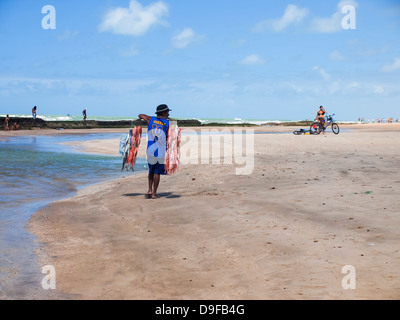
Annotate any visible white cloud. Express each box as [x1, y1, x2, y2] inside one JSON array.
[[254, 4, 309, 32], [120, 45, 140, 57], [291, 84, 304, 93], [309, 0, 358, 33], [99, 0, 168, 36], [313, 66, 331, 81], [254, 1, 359, 33], [328, 81, 342, 94], [56, 30, 79, 41], [381, 57, 400, 72], [172, 28, 195, 49], [330, 50, 346, 61], [373, 85, 384, 94], [347, 81, 360, 89], [232, 38, 246, 48], [240, 54, 266, 65], [0, 76, 156, 96], [309, 12, 342, 33]]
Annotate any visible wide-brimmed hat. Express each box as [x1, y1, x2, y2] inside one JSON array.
[[156, 104, 171, 114]]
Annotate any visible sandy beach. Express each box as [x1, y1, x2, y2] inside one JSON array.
[[19, 124, 400, 299]]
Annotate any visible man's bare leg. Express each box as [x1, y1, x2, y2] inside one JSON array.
[[147, 174, 154, 197], [152, 174, 161, 199]]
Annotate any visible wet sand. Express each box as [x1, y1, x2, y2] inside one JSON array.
[[20, 124, 400, 299]]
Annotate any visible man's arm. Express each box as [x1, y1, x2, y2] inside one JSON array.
[[138, 114, 152, 124]]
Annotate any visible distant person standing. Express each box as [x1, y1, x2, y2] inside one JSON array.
[[315, 105, 327, 134], [4, 114, 10, 131], [32, 106, 37, 120], [82, 108, 87, 121]]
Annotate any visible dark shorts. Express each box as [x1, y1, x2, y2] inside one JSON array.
[[148, 163, 166, 175]]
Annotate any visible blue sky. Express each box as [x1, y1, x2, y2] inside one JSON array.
[[0, 0, 399, 121]]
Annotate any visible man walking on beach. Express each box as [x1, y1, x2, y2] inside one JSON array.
[[82, 108, 87, 121], [139, 104, 171, 199]]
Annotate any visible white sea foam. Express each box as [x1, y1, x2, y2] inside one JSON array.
[[0, 114, 356, 124]]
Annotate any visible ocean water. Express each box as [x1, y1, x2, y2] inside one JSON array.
[[0, 114, 323, 125], [0, 113, 358, 127], [0, 132, 147, 299]]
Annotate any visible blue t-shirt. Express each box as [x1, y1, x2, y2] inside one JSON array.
[[147, 117, 169, 165]]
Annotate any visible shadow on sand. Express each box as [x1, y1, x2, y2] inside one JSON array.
[[123, 192, 181, 199]]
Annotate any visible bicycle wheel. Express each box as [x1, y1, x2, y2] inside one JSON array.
[[332, 123, 340, 135], [310, 122, 320, 134]]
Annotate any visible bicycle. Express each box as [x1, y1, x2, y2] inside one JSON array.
[[310, 114, 340, 135], [293, 128, 312, 135]]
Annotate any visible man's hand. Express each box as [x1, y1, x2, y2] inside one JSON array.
[[138, 114, 151, 124]]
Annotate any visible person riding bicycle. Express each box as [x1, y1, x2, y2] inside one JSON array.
[[315, 106, 327, 134]]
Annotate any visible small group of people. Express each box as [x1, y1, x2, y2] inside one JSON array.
[[358, 117, 399, 124], [376, 118, 397, 123], [3, 115, 20, 131]]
